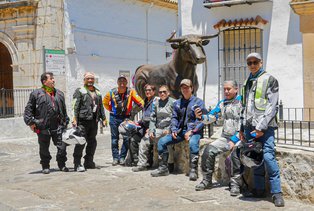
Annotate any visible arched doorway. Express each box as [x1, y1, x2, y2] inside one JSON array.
[[0, 42, 14, 116]]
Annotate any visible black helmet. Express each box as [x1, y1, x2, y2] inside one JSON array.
[[118, 119, 140, 137], [73, 125, 85, 137], [240, 141, 264, 168]]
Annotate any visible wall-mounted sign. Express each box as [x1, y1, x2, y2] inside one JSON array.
[[44, 49, 65, 75]]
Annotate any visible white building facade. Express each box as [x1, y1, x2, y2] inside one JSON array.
[[64, 0, 178, 100], [179, 0, 303, 111], [0, 0, 177, 138]]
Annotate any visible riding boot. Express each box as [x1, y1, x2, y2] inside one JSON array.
[[230, 147, 243, 196], [151, 152, 169, 177], [189, 154, 199, 181], [195, 144, 218, 191], [195, 172, 213, 191]]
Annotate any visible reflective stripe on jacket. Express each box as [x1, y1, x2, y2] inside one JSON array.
[[241, 70, 279, 131], [149, 97, 175, 133], [72, 86, 105, 122], [103, 87, 144, 117], [202, 95, 242, 143]]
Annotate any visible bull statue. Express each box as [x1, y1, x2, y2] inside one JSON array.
[[133, 31, 218, 99]]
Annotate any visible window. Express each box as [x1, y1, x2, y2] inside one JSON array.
[[218, 27, 263, 99]]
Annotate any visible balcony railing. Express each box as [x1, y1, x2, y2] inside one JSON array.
[[203, 0, 271, 9]]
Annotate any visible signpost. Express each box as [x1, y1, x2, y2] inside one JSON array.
[[44, 49, 65, 75]]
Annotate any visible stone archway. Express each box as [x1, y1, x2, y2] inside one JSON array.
[[0, 42, 13, 89], [0, 42, 14, 116]]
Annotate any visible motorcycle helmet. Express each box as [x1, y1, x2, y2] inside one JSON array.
[[240, 141, 264, 168], [62, 126, 86, 145], [118, 119, 140, 137]]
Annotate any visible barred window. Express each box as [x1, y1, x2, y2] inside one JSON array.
[[218, 27, 263, 99]]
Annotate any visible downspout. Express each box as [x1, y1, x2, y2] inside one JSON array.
[[146, 3, 154, 64]]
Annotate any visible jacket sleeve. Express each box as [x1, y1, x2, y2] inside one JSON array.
[[131, 90, 144, 108], [170, 101, 179, 133], [72, 88, 81, 121], [99, 94, 106, 121], [59, 91, 69, 126], [164, 98, 174, 131], [230, 98, 242, 144], [23, 91, 36, 125], [102, 91, 111, 111], [201, 100, 222, 125], [149, 99, 157, 133], [188, 98, 206, 132], [255, 77, 279, 131]]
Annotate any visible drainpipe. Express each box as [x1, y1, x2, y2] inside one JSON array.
[[146, 3, 154, 64]]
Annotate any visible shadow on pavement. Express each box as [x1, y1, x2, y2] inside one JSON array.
[[28, 168, 60, 174]]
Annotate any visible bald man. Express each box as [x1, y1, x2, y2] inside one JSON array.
[[72, 72, 107, 171]]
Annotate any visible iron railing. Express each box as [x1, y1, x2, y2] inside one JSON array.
[[276, 102, 314, 147], [276, 121, 313, 148], [0, 88, 34, 118]]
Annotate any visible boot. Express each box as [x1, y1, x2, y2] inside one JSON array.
[[189, 154, 199, 181], [151, 153, 169, 177], [132, 165, 147, 172], [168, 163, 174, 174], [272, 193, 285, 207], [230, 174, 243, 197], [195, 173, 212, 191], [243, 189, 266, 198], [230, 185, 240, 196]]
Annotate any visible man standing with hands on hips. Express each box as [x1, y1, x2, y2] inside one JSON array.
[[72, 72, 107, 172]]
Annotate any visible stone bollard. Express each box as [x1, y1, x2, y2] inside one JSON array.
[[152, 141, 190, 174]]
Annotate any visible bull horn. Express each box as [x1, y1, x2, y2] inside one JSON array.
[[200, 33, 220, 40], [166, 31, 184, 43]]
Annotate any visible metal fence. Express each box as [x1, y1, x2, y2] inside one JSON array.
[[276, 121, 313, 147], [276, 102, 314, 147], [0, 88, 34, 118]]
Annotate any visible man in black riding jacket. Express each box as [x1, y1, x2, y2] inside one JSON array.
[[72, 72, 107, 171], [24, 72, 69, 174]]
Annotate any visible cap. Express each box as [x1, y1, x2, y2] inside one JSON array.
[[84, 72, 95, 79], [118, 74, 127, 81], [180, 79, 192, 87], [246, 52, 262, 61]]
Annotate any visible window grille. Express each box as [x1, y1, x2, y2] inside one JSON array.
[[218, 27, 263, 99]]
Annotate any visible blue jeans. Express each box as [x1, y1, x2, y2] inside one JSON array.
[[109, 115, 129, 160], [157, 131, 201, 155], [244, 126, 282, 194]]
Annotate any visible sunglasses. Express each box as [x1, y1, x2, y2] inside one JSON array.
[[247, 61, 260, 66], [158, 90, 167, 94], [145, 89, 152, 92]]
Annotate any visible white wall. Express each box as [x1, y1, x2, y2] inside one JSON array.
[[180, 0, 303, 108], [266, 0, 303, 108], [64, 0, 177, 99]]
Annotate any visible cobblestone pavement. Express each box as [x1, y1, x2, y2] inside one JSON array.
[[0, 130, 313, 211]]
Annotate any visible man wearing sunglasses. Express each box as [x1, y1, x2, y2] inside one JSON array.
[[237, 52, 284, 207]]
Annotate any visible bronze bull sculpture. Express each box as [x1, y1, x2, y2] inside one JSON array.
[[133, 32, 218, 99]]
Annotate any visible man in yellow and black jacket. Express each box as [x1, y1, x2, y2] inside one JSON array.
[[72, 72, 106, 172], [103, 74, 144, 165]]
